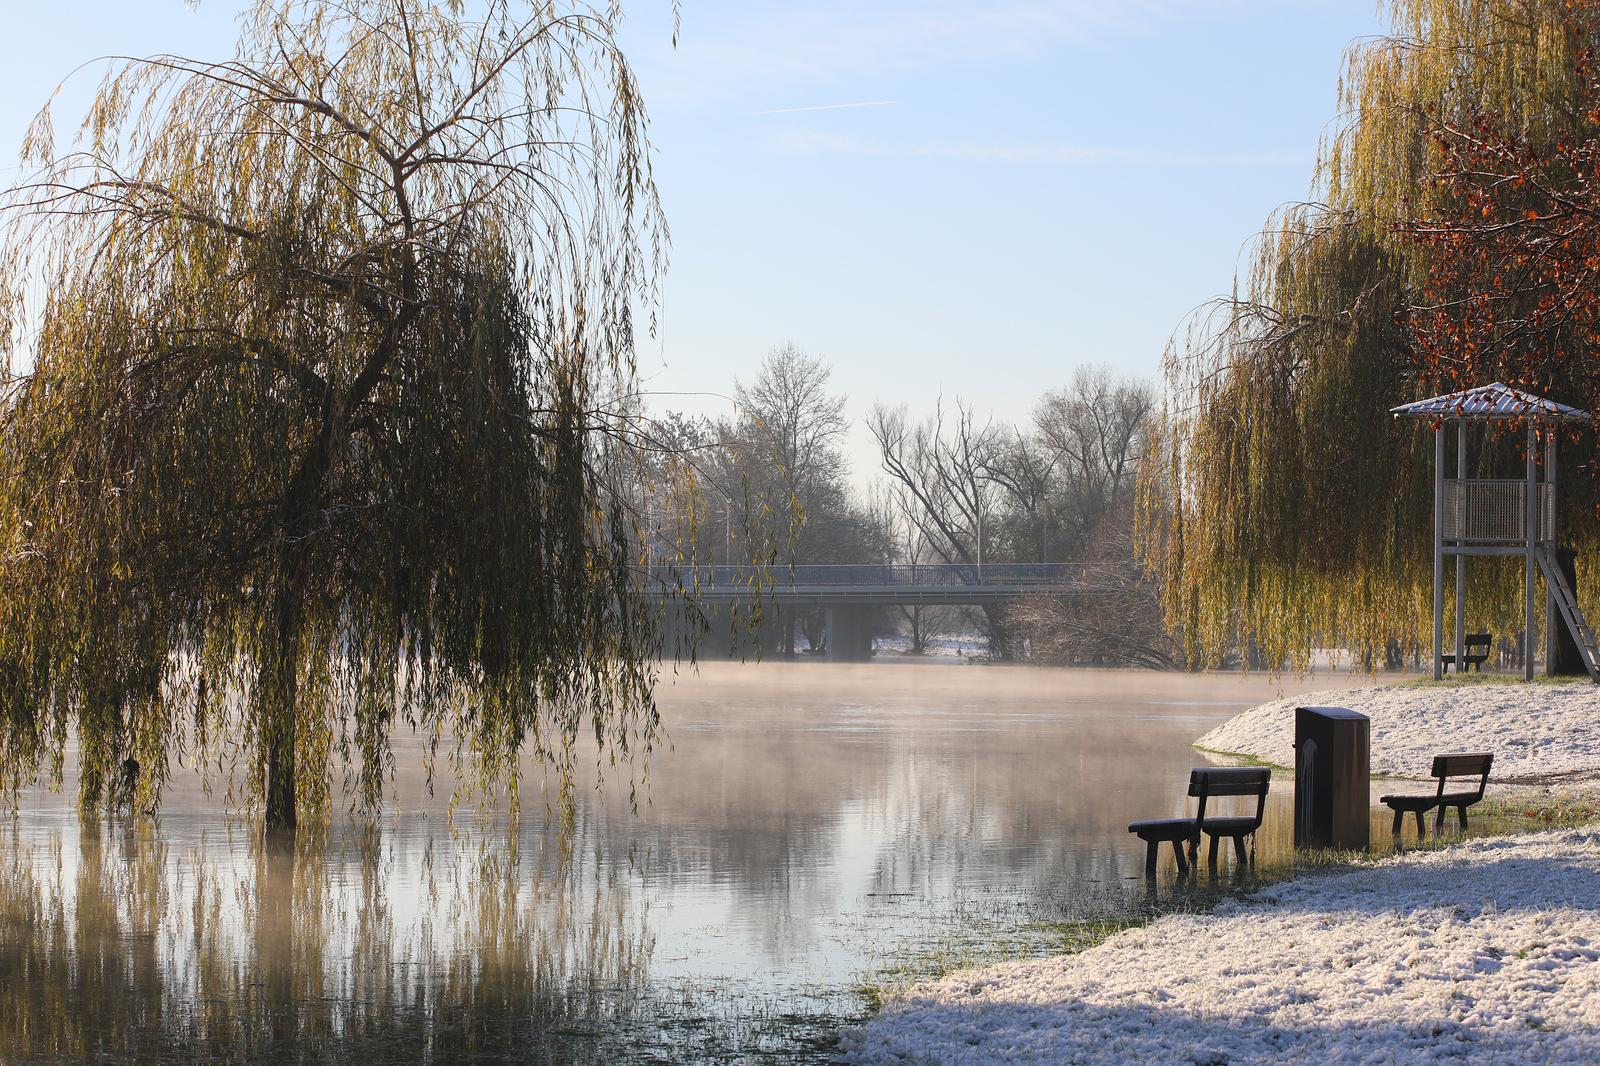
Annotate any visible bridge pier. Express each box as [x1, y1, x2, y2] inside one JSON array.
[[825, 606, 874, 662]]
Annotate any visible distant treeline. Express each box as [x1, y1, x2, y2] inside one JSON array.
[[643, 345, 1173, 667]]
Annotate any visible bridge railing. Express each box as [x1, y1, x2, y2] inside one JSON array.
[[656, 562, 1075, 588]]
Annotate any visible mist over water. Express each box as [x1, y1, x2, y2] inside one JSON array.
[[0, 663, 1362, 1062]]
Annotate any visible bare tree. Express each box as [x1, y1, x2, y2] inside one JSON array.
[[1016, 369, 1163, 666], [1011, 498, 1177, 669], [866, 368, 1160, 664], [732, 344, 848, 559], [678, 345, 887, 655], [982, 430, 1059, 564], [868, 398, 1015, 657], [1033, 369, 1155, 554], [867, 399, 996, 568], [869, 480, 947, 655]]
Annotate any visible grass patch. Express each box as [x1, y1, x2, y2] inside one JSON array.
[[1475, 789, 1600, 829], [1190, 745, 1290, 772], [1400, 672, 1591, 689], [1191, 746, 1415, 783]]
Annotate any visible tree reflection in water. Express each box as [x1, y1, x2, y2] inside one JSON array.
[[0, 666, 1361, 1063], [0, 822, 652, 1063]]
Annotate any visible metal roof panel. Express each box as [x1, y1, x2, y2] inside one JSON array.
[[1390, 382, 1588, 421]]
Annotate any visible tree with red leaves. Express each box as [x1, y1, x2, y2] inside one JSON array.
[[1402, 9, 1600, 417]]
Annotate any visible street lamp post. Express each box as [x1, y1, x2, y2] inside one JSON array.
[[976, 507, 984, 582]]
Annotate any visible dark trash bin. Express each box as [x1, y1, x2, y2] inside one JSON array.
[[1294, 706, 1370, 851]]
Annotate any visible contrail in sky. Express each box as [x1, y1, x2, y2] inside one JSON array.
[[754, 100, 899, 115]]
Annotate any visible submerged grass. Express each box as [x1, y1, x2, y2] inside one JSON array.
[[853, 841, 1372, 1012], [856, 915, 1148, 1012], [620, 982, 863, 1065]]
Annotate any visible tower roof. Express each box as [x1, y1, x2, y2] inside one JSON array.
[[1390, 382, 1588, 422]]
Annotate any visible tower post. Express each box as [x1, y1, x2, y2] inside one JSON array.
[[1547, 430, 1560, 673], [1455, 421, 1466, 672], [1526, 423, 1537, 681], [1433, 425, 1444, 680]]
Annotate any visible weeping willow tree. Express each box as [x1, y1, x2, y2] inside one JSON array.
[[1138, 0, 1600, 670], [0, 0, 687, 836]]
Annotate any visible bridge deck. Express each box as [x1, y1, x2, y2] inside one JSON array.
[[643, 563, 1078, 606]]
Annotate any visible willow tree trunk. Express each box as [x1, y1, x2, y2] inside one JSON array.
[[262, 563, 305, 839], [258, 295, 408, 840]]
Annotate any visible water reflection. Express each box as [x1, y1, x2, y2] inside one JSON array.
[[0, 663, 1367, 1062], [0, 822, 651, 1063]]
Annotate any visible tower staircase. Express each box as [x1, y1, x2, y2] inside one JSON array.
[[1535, 547, 1600, 682]]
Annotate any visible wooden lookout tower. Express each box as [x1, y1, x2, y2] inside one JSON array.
[[1391, 383, 1596, 682]]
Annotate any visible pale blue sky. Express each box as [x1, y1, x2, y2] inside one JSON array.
[[0, 1, 1387, 474]]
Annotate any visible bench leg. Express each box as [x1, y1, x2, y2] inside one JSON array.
[[1144, 840, 1157, 880], [1171, 839, 1189, 879], [1414, 810, 1426, 838], [1207, 834, 1219, 874], [1390, 808, 1403, 836], [1232, 835, 1247, 868], [1434, 804, 1446, 837], [1457, 805, 1468, 831]]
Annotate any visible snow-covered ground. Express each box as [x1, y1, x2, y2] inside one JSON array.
[[1197, 682, 1600, 783], [846, 681, 1600, 1063], [872, 634, 991, 658], [844, 828, 1600, 1065]]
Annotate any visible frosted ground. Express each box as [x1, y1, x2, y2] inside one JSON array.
[[845, 681, 1600, 1064], [1198, 682, 1600, 782], [844, 829, 1600, 1064]]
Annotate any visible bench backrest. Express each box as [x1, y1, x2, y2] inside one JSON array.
[[1432, 751, 1493, 799], [1189, 767, 1270, 830], [1464, 633, 1492, 650], [1189, 767, 1271, 797]]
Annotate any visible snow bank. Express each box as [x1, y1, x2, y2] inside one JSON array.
[[845, 828, 1600, 1065], [1196, 683, 1600, 783]]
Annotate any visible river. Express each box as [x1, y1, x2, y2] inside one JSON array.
[[0, 662, 1365, 1063]]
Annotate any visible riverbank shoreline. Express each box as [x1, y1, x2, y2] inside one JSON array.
[[1196, 676, 1600, 784], [843, 677, 1600, 1064]]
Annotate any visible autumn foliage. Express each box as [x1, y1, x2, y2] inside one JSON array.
[[1403, 5, 1600, 416]]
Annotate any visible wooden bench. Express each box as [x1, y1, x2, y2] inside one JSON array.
[[1191, 767, 1271, 871], [1380, 752, 1493, 838], [1128, 767, 1271, 878], [1440, 633, 1492, 674], [1126, 816, 1193, 879]]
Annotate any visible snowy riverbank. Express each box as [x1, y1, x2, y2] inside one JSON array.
[[844, 827, 1600, 1064], [844, 679, 1600, 1063], [1197, 680, 1600, 783]]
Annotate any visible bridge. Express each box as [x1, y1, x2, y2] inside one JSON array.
[[649, 562, 1076, 606], [646, 563, 1081, 662]]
